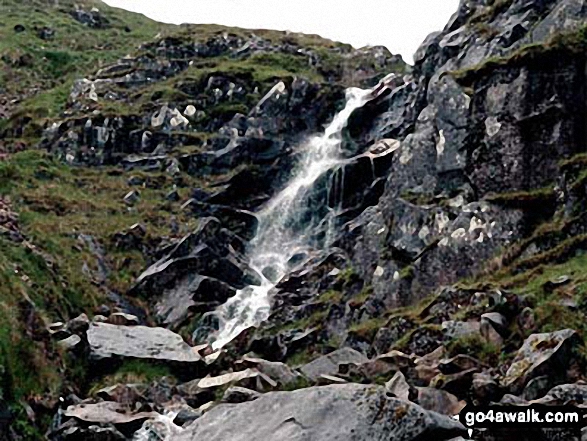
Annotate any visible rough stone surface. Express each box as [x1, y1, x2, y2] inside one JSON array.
[[176, 384, 467, 441], [87, 323, 203, 364]]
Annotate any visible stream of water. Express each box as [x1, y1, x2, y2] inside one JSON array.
[[209, 86, 376, 349]]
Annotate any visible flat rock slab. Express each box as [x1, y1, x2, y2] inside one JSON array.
[[87, 323, 202, 363], [175, 384, 467, 441], [300, 347, 369, 381], [64, 402, 158, 425]]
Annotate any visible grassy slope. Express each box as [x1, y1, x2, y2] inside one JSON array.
[[0, 1, 405, 437]]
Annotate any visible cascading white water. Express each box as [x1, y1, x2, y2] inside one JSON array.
[[210, 86, 376, 349]]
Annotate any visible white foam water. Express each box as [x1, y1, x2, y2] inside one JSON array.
[[210, 86, 376, 349]]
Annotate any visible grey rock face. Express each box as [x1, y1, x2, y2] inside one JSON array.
[[87, 323, 203, 364], [300, 348, 369, 381], [175, 384, 467, 441], [502, 329, 582, 394]]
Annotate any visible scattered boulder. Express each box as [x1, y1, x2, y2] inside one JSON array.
[[87, 323, 205, 371], [534, 382, 587, 406], [155, 274, 236, 329], [416, 387, 466, 416], [37, 26, 55, 40], [107, 312, 139, 326], [222, 386, 262, 404], [69, 7, 110, 28], [471, 373, 502, 404], [195, 369, 276, 394], [430, 368, 478, 399], [236, 356, 301, 387], [385, 371, 416, 401], [442, 320, 480, 340], [63, 401, 158, 427], [300, 348, 368, 381], [480, 312, 508, 337], [501, 329, 582, 394], [522, 375, 553, 401], [176, 384, 467, 441], [123, 190, 140, 205]]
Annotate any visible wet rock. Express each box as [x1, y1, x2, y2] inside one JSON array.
[[501, 329, 582, 394], [133, 218, 261, 302], [300, 348, 368, 381], [176, 384, 467, 441], [182, 200, 258, 240], [155, 274, 236, 329]]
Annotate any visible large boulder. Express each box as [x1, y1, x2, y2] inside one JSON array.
[[87, 323, 205, 374], [501, 329, 582, 394], [176, 384, 467, 441], [300, 348, 369, 382]]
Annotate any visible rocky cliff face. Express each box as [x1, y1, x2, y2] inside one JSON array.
[[2, 0, 587, 440]]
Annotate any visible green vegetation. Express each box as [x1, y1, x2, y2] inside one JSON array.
[[0, 0, 170, 120], [451, 25, 587, 85], [485, 187, 556, 208], [469, 0, 515, 26], [89, 359, 175, 395], [0, 149, 207, 435], [445, 333, 500, 365]]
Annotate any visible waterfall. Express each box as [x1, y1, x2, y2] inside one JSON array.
[[208, 86, 376, 349]]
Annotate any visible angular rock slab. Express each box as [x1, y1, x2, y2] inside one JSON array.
[[87, 323, 202, 364], [502, 329, 582, 394], [300, 347, 368, 381], [175, 384, 467, 441], [64, 402, 158, 425]]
